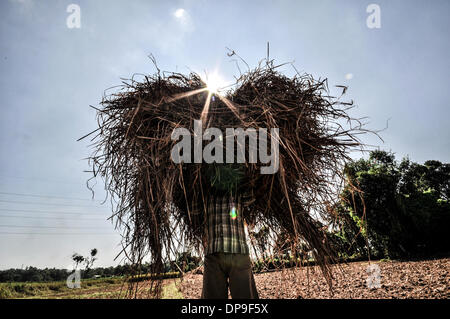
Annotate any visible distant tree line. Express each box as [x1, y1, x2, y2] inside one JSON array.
[[0, 251, 201, 283], [0, 265, 129, 283]]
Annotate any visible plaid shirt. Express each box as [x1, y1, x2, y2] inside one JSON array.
[[204, 192, 254, 255]]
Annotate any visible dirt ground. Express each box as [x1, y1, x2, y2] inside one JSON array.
[[178, 258, 449, 299]]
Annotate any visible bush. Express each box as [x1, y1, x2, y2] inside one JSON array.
[[0, 285, 13, 299]]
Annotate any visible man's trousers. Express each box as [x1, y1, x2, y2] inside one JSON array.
[[201, 252, 259, 299]]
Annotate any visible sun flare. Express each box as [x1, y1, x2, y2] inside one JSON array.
[[203, 72, 228, 95]]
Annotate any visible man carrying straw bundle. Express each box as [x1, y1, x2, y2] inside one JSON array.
[[81, 55, 370, 298]]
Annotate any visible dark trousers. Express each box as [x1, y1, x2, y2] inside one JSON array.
[[201, 252, 259, 299]]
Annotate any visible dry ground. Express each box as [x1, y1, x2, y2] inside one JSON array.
[[178, 258, 449, 299], [4, 258, 447, 299]]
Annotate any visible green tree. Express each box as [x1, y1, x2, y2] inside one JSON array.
[[335, 151, 450, 259], [71, 248, 98, 277]]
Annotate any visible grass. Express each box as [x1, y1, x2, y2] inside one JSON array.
[[0, 276, 184, 299], [161, 279, 183, 299]]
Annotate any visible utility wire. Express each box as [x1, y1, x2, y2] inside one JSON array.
[[0, 191, 101, 202], [0, 199, 109, 208], [0, 214, 107, 221], [0, 174, 84, 186], [0, 208, 110, 216], [0, 225, 112, 229], [0, 232, 117, 235]]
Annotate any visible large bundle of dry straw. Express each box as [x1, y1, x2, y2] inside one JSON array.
[[81, 57, 368, 297]]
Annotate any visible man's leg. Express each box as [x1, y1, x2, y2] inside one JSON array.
[[228, 254, 259, 299], [201, 253, 228, 299]]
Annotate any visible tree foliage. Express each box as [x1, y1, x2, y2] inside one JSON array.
[[333, 151, 450, 259]]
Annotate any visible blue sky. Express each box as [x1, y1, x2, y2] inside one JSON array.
[[0, 0, 449, 269]]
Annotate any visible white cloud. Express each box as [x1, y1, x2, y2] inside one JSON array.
[[345, 73, 354, 80], [174, 8, 185, 19], [172, 8, 194, 32]]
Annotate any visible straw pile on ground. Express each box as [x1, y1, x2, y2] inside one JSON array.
[[81, 58, 368, 298]]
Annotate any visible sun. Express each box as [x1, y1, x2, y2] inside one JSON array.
[[163, 69, 239, 123], [174, 8, 185, 18], [203, 72, 227, 95]]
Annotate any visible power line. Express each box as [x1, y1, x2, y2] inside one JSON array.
[[0, 225, 112, 230], [0, 232, 117, 235], [0, 199, 109, 208], [0, 208, 110, 216], [0, 191, 102, 202], [0, 214, 107, 221], [0, 174, 83, 186]]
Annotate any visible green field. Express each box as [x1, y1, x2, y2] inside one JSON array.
[[0, 276, 183, 299]]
